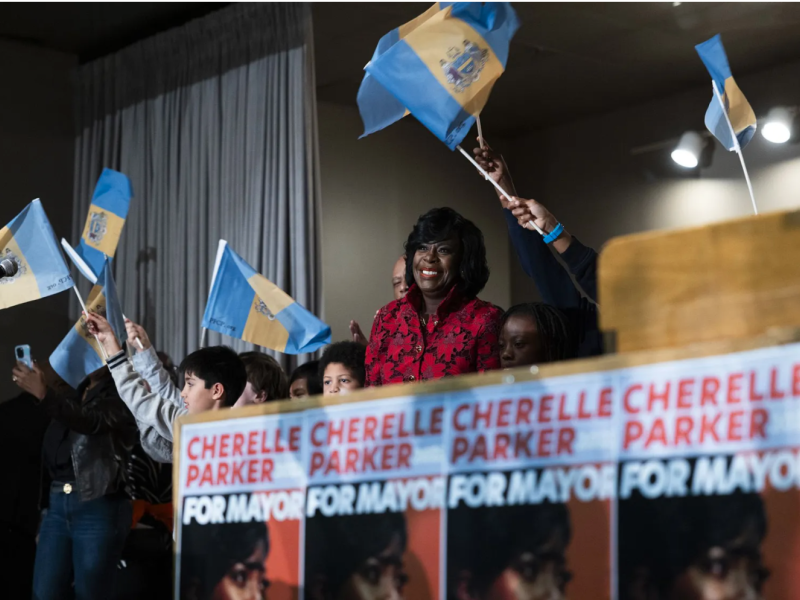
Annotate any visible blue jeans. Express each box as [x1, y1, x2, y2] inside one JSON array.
[[32, 484, 132, 600]]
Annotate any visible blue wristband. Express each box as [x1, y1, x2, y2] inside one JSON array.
[[543, 222, 564, 244]]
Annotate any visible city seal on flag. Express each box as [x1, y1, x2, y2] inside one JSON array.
[[87, 210, 108, 245], [254, 298, 276, 320], [440, 40, 489, 93], [0, 248, 25, 285]]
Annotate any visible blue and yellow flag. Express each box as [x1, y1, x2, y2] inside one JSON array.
[[75, 168, 132, 276], [695, 34, 757, 151], [0, 199, 73, 310], [357, 3, 452, 137], [359, 2, 519, 149], [50, 258, 126, 388], [201, 242, 331, 354]]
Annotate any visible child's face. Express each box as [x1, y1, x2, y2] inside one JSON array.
[[500, 314, 543, 370], [181, 372, 224, 413], [323, 363, 362, 396], [290, 377, 309, 399]]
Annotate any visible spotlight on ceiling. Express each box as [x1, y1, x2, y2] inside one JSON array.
[[762, 107, 792, 144], [671, 131, 704, 169]]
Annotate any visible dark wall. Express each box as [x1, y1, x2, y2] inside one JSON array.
[[0, 40, 77, 401]]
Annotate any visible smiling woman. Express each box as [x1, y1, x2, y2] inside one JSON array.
[[365, 207, 503, 387]]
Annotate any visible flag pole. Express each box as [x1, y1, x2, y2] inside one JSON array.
[[711, 81, 758, 215], [456, 144, 546, 236], [61, 240, 143, 350], [72, 286, 109, 361], [199, 240, 227, 350]]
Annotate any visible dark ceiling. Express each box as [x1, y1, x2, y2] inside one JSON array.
[[313, 2, 800, 135], [2, 2, 800, 135]]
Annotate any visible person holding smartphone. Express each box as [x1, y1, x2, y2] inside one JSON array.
[[11, 352, 138, 600]]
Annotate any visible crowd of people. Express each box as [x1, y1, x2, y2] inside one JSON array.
[[4, 142, 601, 599]]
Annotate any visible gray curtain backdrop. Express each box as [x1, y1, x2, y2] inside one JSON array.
[[70, 3, 322, 369]]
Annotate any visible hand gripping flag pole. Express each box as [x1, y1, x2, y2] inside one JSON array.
[[456, 144, 546, 236], [61, 238, 143, 350]]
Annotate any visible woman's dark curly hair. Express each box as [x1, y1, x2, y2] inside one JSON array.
[[404, 207, 490, 299], [318, 342, 367, 387], [180, 520, 270, 600], [305, 510, 407, 599]]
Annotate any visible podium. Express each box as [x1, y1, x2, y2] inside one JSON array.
[[598, 208, 800, 353]]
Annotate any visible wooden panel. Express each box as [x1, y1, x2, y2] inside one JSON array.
[[598, 208, 800, 353]]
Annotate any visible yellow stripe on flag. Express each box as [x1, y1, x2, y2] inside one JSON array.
[[81, 204, 126, 257], [403, 7, 505, 116], [398, 3, 443, 39], [73, 285, 107, 359], [0, 226, 42, 309], [243, 294, 290, 352], [241, 273, 296, 351], [723, 76, 757, 134]]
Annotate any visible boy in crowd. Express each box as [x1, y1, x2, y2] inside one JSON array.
[[234, 351, 289, 406], [289, 360, 323, 399], [85, 312, 246, 462], [319, 341, 366, 397]]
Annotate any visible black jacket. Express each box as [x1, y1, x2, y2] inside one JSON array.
[[37, 374, 138, 502], [504, 208, 602, 358]]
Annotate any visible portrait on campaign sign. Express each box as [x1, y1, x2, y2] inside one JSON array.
[[172, 340, 800, 600], [445, 467, 611, 600], [304, 476, 441, 600], [179, 490, 302, 600], [617, 456, 772, 600], [176, 412, 306, 599]]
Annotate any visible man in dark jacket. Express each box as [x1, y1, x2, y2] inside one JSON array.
[[12, 360, 138, 600]]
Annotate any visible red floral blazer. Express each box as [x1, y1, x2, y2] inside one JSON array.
[[365, 284, 503, 387]]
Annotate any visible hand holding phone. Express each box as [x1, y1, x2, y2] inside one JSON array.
[[15, 345, 32, 369]]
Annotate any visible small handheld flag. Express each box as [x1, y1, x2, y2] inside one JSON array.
[[695, 34, 757, 152], [61, 238, 145, 350], [0, 199, 73, 310], [50, 258, 126, 388], [359, 2, 519, 150], [695, 34, 759, 214], [201, 241, 331, 354], [75, 168, 132, 277]]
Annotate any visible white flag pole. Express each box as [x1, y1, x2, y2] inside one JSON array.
[[456, 144, 546, 236], [476, 115, 486, 149], [711, 80, 758, 215], [201, 240, 228, 349]]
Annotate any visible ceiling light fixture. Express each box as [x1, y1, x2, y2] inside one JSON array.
[[671, 131, 704, 168], [762, 106, 792, 144]]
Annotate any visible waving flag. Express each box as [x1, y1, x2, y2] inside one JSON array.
[[358, 3, 451, 137], [202, 241, 331, 354], [695, 34, 757, 151], [75, 168, 132, 276], [0, 199, 73, 310], [359, 2, 519, 149], [50, 258, 125, 388]]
